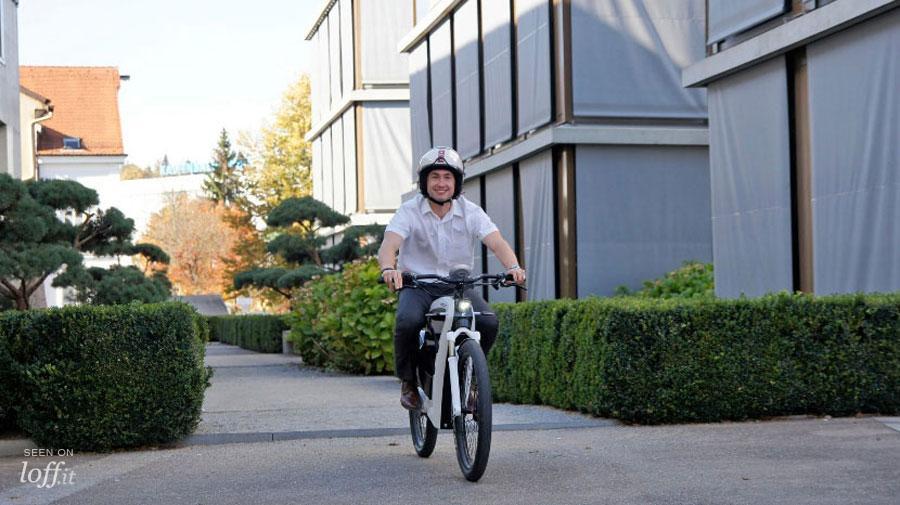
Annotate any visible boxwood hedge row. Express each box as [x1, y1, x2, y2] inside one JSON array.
[[489, 293, 900, 424], [207, 314, 288, 353], [0, 302, 211, 451]]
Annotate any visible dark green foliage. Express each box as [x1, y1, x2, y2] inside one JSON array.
[[0, 175, 170, 309], [287, 259, 395, 374], [0, 303, 211, 450], [616, 261, 714, 299], [56, 265, 172, 306], [206, 314, 288, 353], [266, 233, 324, 264], [265, 196, 349, 229], [203, 129, 246, 206], [128, 243, 171, 265], [321, 225, 386, 265], [489, 293, 900, 424], [234, 196, 382, 298]]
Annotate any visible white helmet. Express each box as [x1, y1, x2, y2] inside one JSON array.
[[417, 147, 464, 203]]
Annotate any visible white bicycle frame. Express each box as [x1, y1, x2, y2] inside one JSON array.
[[418, 295, 481, 426]]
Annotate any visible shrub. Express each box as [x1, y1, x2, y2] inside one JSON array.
[[287, 259, 395, 374], [0, 302, 211, 451], [489, 293, 900, 424], [616, 261, 714, 299], [206, 314, 287, 353]]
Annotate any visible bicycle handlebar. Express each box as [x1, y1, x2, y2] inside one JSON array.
[[378, 271, 524, 290]]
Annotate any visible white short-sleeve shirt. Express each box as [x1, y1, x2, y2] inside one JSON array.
[[385, 195, 498, 276]]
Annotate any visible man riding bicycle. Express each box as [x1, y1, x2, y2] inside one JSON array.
[[378, 147, 526, 411]]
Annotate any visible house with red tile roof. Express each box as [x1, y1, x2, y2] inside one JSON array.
[[19, 66, 127, 187]]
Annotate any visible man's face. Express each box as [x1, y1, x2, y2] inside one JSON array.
[[426, 169, 455, 202]]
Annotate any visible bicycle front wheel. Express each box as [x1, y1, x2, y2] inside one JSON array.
[[453, 339, 492, 482]]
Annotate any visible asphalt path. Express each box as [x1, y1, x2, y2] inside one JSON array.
[[0, 343, 897, 505]]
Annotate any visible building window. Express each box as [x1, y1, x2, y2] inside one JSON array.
[[63, 137, 83, 149]]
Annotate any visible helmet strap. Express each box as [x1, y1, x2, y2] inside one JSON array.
[[426, 194, 453, 206]]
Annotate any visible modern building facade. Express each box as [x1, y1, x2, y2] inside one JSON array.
[[683, 0, 899, 297], [401, 0, 713, 302], [305, 0, 413, 234], [0, 0, 20, 178]]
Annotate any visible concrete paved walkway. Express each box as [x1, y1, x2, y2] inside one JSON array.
[[190, 342, 613, 445]]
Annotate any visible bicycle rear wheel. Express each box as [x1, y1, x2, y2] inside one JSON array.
[[453, 339, 492, 482], [409, 394, 437, 457]]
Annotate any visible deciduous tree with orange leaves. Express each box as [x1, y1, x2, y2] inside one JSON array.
[[141, 194, 239, 296]]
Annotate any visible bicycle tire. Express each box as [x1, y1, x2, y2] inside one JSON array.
[[453, 339, 492, 482], [409, 400, 438, 457]]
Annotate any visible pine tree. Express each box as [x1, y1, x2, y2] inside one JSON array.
[[203, 129, 245, 206]]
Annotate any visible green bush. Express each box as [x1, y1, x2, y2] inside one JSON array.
[[0, 302, 211, 451], [490, 293, 900, 424], [206, 314, 287, 353], [616, 261, 714, 299], [287, 259, 395, 374]]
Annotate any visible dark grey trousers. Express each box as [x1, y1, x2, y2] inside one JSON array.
[[393, 286, 498, 382]]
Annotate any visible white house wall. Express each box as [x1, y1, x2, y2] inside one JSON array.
[[0, 0, 20, 178]]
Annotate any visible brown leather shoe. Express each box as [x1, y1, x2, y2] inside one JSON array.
[[400, 380, 422, 411]]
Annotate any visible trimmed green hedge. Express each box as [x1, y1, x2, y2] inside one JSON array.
[[489, 293, 900, 424], [0, 302, 211, 451], [207, 315, 288, 353]]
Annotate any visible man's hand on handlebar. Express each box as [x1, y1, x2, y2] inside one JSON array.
[[381, 268, 403, 292], [506, 266, 527, 286]]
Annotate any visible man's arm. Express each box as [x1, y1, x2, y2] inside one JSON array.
[[378, 231, 405, 291], [482, 231, 526, 285]]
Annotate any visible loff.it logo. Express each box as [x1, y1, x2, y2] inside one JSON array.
[[20, 449, 77, 489]]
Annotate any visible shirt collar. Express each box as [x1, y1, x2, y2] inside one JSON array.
[[417, 194, 464, 219]]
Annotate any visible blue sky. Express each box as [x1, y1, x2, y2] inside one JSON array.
[[19, 0, 319, 167]]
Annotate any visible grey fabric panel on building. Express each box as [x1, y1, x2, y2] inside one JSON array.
[[312, 30, 326, 124], [807, 10, 900, 295], [331, 119, 346, 214], [342, 109, 358, 214], [571, 0, 707, 119], [340, 0, 355, 96], [321, 127, 334, 209], [576, 145, 712, 298], [328, 10, 343, 105], [519, 150, 555, 301], [362, 102, 412, 211], [463, 177, 486, 277], [707, 0, 787, 44], [409, 42, 432, 180], [708, 56, 792, 298], [430, 20, 454, 148], [454, 0, 481, 158], [359, 0, 411, 83], [515, 0, 552, 134], [481, 0, 514, 148], [312, 137, 323, 202], [416, 0, 430, 24], [483, 167, 516, 303]]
